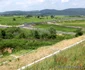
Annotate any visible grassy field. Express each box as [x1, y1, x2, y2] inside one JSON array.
[[0, 16, 85, 26], [60, 20, 85, 28], [26, 41, 85, 70], [59, 20, 85, 33], [0, 16, 55, 25], [34, 24, 79, 32], [0, 15, 85, 69]]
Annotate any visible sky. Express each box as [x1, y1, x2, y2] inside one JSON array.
[[0, 0, 85, 12]]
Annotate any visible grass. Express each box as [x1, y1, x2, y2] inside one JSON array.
[[0, 16, 85, 26], [0, 39, 58, 64], [25, 41, 85, 70], [0, 34, 74, 64], [0, 16, 55, 25], [0, 55, 14, 64], [0, 15, 85, 69], [60, 20, 85, 28], [12, 49, 33, 56], [60, 20, 85, 33], [34, 24, 79, 32]]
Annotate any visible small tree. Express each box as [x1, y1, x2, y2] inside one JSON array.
[[13, 18, 16, 21], [37, 16, 40, 19], [1, 30, 6, 39], [32, 30, 40, 39], [48, 27, 56, 39], [51, 15, 54, 19]]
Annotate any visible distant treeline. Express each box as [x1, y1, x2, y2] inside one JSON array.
[[1, 8, 85, 16]]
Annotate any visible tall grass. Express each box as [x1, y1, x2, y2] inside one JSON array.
[[25, 41, 85, 70]]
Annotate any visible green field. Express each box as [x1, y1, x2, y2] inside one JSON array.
[[26, 41, 85, 70], [34, 24, 79, 32], [0, 16, 85, 26], [0, 16, 85, 69], [60, 20, 85, 28], [0, 16, 55, 25]]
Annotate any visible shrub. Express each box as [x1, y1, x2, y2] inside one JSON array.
[[0, 30, 6, 39], [48, 27, 56, 39], [51, 15, 55, 19], [13, 18, 16, 21], [18, 32, 26, 38], [75, 29, 83, 37], [31, 30, 40, 39]]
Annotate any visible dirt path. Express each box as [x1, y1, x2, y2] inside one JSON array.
[[0, 35, 85, 70]]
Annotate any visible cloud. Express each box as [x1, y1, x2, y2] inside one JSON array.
[[0, 0, 45, 11], [61, 0, 69, 3], [72, 3, 78, 6], [0, 0, 85, 12]]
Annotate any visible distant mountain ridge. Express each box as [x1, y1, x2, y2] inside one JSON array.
[[0, 8, 85, 16]]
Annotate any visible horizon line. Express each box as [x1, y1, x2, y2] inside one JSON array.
[[0, 8, 85, 12]]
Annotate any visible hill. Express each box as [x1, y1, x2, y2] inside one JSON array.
[[0, 8, 85, 16]]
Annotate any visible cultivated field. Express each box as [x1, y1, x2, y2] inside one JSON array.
[[0, 15, 85, 70], [0, 16, 55, 25]]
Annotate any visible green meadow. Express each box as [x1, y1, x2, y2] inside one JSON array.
[[0, 16, 55, 25], [34, 24, 79, 32]]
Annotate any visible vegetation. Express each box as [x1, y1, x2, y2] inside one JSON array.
[[1, 8, 85, 16], [0, 16, 55, 25], [25, 41, 85, 70], [75, 29, 83, 37], [0, 27, 74, 55], [35, 24, 79, 32], [0, 15, 85, 70], [60, 20, 85, 28]]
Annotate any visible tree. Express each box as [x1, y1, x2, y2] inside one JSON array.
[[75, 29, 83, 37], [48, 27, 56, 39], [1, 30, 6, 39], [37, 16, 40, 19], [13, 18, 16, 21], [32, 30, 40, 39], [51, 15, 54, 19], [26, 15, 32, 18]]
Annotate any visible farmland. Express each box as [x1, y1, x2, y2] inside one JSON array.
[[0, 15, 85, 70], [0, 16, 56, 25], [34, 24, 79, 32]]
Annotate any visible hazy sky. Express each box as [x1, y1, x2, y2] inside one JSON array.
[[0, 0, 85, 12]]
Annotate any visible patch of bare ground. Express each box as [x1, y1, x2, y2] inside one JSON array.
[[0, 35, 85, 70]]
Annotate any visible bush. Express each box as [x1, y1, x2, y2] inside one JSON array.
[[31, 30, 40, 39], [75, 29, 83, 37], [48, 27, 56, 39], [40, 32, 49, 39], [0, 27, 25, 39], [18, 32, 26, 38], [13, 18, 16, 21], [0, 30, 6, 39]]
